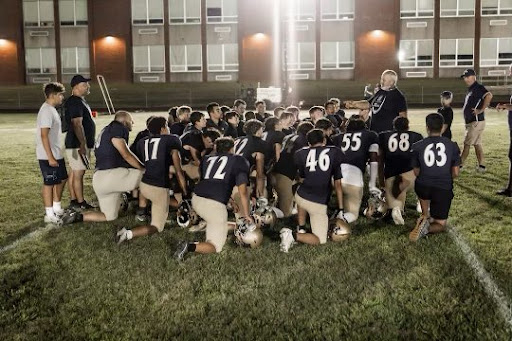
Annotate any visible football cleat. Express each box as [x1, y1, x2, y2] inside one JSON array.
[[135, 207, 149, 222], [44, 215, 62, 226], [78, 200, 96, 210], [329, 218, 351, 242], [391, 207, 405, 225], [176, 200, 199, 229], [115, 227, 129, 245], [61, 209, 83, 225], [363, 192, 388, 220], [409, 215, 430, 242], [174, 241, 189, 261], [234, 218, 263, 248], [279, 228, 295, 253]]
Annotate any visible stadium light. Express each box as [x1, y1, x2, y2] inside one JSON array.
[[0, 39, 8, 47]]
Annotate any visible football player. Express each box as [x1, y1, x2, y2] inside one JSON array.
[[315, 118, 336, 145], [331, 115, 380, 224], [409, 113, 460, 242], [437, 91, 454, 140], [272, 122, 314, 217], [255, 100, 271, 122], [206, 102, 229, 135], [309, 106, 326, 125], [233, 99, 247, 137], [170, 105, 191, 136], [262, 117, 285, 163], [286, 105, 301, 129], [116, 117, 186, 244], [174, 137, 252, 260], [224, 111, 240, 139], [279, 129, 344, 252], [378, 117, 423, 225], [280, 111, 296, 135]]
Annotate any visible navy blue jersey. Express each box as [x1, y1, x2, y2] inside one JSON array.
[[170, 122, 187, 136], [65, 95, 96, 148], [194, 153, 250, 205], [137, 134, 182, 188], [332, 129, 379, 173], [437, 107, 453, 139], [294, 146, 343, 205], [262, 130, 285, 165], [206, 119, 229, 135], [225, 124, 238, 139], [95, 121, 131, 170], [282, 126, 296, 136], [379, 130, 423, 179], [368, 88, 407, 133], [234, 135, 268, 169], [180, 129, 204, 163], [411, 136, 461, 190], [274, 133, 309, 180], [129, 129, 149, 160], [463, 82, 488, 124]]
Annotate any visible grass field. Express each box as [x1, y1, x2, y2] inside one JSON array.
[[1, 109, 512, 340]]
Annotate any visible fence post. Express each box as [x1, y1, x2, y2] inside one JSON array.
[[17, 90, 21, 109], [421, 86, 424, 104], [145, 91, 148, 108]]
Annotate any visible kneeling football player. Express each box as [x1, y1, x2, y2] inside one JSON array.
[[115, 117, 187, 244], [280, 129, 344, 252], [174, 137, 252, 260], [409, 113, 460, 241]]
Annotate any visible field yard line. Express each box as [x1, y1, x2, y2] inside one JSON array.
[[448, 226, 512, 330], [0, 224, 57, 253]]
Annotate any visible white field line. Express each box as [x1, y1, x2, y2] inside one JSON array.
[[0, 224, 59, 253], [448, 226, 512, 330]]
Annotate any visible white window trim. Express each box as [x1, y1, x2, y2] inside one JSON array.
[[287, 42, 316, 71], [481, 0, 512, 16], [133, 46, 166, 73], [62, 47, 90, 74], [132, 0, 164, 26], [399, 39, 434, 69], [400, 0, 435, 19], [321, 0, 354, 21], [24, 0, 54, 27], [440, 0, 476, 17], [169, 0, 201, 25], [207, 44, 239, 72], [206, 0, 238, 24], [60, 0, 88, 27], [320, 41, 354, 70], [439, 38, 474, 68], [480, 37, 512, 66], [286, 0, 316, 22], [170, 45, 203, 73], [26, 48, 56, 74]]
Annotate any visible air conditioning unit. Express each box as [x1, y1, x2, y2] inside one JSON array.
[[214, 27, 231, 33], [406, 71, 427, 78], [406, 22, 428, 28], [215, 75, 232, 81], [32, 77, 52, 83], [488, 70, 506, 76], [490, 20, 507, 26], [30, 31, 49, 37], [140, 76, 160, 82], [138, 28, 158, 35], [289, 73, 309, 80]]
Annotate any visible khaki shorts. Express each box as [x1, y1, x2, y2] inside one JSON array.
[[464, 121, 485, 146], [295, 193, 328, 244], [192, 195, 228, 253], [140, 182, 169, 232], [272, 173, 294, 218], [92, 168, 143, 221], [66, 148, 92, 171], [385, 170, 416, 210]]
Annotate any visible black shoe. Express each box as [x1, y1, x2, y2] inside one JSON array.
[[78, 201, 95, 210], [496, 188, 512, 197], [68, 200, 80, 210], [174, 241, 189, 261], [61, 210, 83, 225]]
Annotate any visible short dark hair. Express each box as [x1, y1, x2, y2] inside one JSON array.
[[324, 101, 335, 108], [393, 116, 409, 132], [274, 106, 285, 115], [148, 116, 167, 135], [346, 115, 366, 132], [203, 129, 221, 142], [220, 105, 231, 114], [244, 119, 264, 136], [315, 117, 333, 131], [279, 111, 295, 121], [43, 82, 65, 98], [216, 137, 235, 153], [190, 111, 205, 125], [264, 117, 280, 131], [254, 100, 265, 107], [245, 111, 256, 120], [286, 106, 300, 115], [168, 106, 179, 125], [309, 106, 325, 115], [225, 111, 239, 121], [206, 102, 219, 114], [146, 115, 156, 127], [426, 113, 444, 133], [297, 121, 314, 136], [307, 129, 325, 146], [234, 99, 246, 108], [441, 91, 453, 100]]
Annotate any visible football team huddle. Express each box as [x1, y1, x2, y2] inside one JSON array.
[[36, 69, 495, 261]]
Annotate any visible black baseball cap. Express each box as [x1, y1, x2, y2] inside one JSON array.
[[441, 91, 453, 98], [460, 69, 476, 78], [71, 74, 91, 87]]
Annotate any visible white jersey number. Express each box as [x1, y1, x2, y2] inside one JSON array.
[[388, 133, 410, 152], [234, 138, 248, 155], [341, 133, 362, 152], [204, 156, 228, 180], [305, 148, 331, 172], [424, 143, 447, 167], [144, 138, 161, 161]]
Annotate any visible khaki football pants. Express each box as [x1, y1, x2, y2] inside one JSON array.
[[140, 182, 169, 232], [295, 193, 328, 244], [192, 195, 228, 253], [342, 183, 363, 220], [272, 173, 294, 217], [385, 170, 416, 211]]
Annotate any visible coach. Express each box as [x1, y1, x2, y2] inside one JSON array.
[[460, 69, 492, 172], [65, 74, 95, 210], [344, 70, 407, 133]]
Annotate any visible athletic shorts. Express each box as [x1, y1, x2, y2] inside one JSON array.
[[66, 148, 92, 171], [415, 182, 454, 220], [39, 159, 68, 185], [464, 121, 485, 146]]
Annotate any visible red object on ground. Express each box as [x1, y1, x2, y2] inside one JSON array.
[[92, 111, 97, 118]]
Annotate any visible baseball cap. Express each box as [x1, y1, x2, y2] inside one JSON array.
[[71, 74, 91, 88], [460, 69, 476, 78], [441, 91, 453, 99]]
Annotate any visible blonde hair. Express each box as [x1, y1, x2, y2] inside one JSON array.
[[381, 69, 398, 85]]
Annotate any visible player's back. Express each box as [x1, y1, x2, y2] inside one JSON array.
[[379, 130, 423, 178], [234, 135, 267, 169], [332, 129, 379, 172], [274, 133, 308, 179], [137, 134, 181, 188]]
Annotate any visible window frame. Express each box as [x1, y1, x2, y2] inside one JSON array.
[[400, 0, 435, 19], [169, 0, 201, 25], [25, 47, 57, 74], [399, 39, 434, 68], [170, 45, 203, 73], [23, 0, 54, 27], [206, 0, 238, 24], [61, 47, 90, 74], [440, 0, 476, 17], [286, 42, 316, 71], [481, 0, 512, 16], [480, 37, 512, 66], [439, 38, 474, 68], [131, 0, 164, 26], [133, 45, 166, 73], [59, 0, 88, 26], [206, 44, 239, 72], [320, 41, 355, 70], [320, 0, 355, 21], [286, 0, 316, 22]]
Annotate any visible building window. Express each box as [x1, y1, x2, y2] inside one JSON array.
[[131, 0, 164, 25], [25, 48, 57, 74], [23, 0, 54, 27], [399, 40, 434, 68], [400, 0, 434, 18], [321, 0, 354, 20], [207, 44, 239, 71], [133, 45, 165, 73], [61, 47, 89, 74], [321, 41, 354, 69], [206, 0, 238, 23], [481, 38, 512, 66], [169, 0, 200, 24], [59, 0, 88, 26], [170, 45, 202, 72], [441, 0, 475, 17], [439, 39, 474, 67], [286, 0, 316, 21], [286, 42, 316, 71], [482, 0, 512, 15]]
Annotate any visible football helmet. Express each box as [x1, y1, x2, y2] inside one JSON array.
[[176, 200, 199, 228], [363, 192, 388, 220], [329, 218, 351, 242], [253, 205, 277, 229], [234, 218, 263, 248]]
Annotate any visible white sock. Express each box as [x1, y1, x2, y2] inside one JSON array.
[[53, 201, 62, 212], [126, 230, 133, 240], [45, 207, 55, 217]]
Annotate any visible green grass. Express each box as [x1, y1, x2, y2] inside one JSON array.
[[1, 109, 512, 340]]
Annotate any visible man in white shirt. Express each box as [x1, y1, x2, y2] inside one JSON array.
[[36, 82, 68, 224]]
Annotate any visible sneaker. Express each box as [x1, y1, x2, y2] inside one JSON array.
[[189, 220, 207, 233], [409, 215, 430, 242], [279, 228, 295, 253], [68, 200, 80, 210], [476, 165, 486, 173], [61, 210, 83, 225], [391, 207, 405, 225], [78, 201, 95, 210], [496, 188, 512, 197], [115, 227, 129, 245], [44, 215, 62, 225], [53, 208, 65, 217], [174, 241, 189, 261], [416, 201, 422, 213]]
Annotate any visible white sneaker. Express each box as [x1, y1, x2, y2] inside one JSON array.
[[279, 228, 295, 253], [115, 227, 129, 245], [476, 165, 486, 173], [44, 215, 62, 225], [416, 201, 422, 213], [391, 207, 405, 225], [53, 208, 64, 217]]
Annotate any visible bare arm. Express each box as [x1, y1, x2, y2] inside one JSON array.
[[71, 117, 87, 154], [497, 103, 512, 110], [474, 92, 493, 115], [334, 179, 343, 210], [413, 167, 420, 177], [344, 100, 370, 110], [237, 183, 251, 218], [399, 111, 408, 118], [41, 128, 58, 166], [171, 150, 187, 196], [451, 166, 460, 179], [274, 143, 282, 162], [441, 124, 448, 135], [111, 137, 144, 170], [255, 152, 265, 197]]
